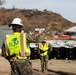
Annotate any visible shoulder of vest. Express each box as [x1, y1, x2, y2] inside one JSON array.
[[20, 33, 26, 35], [6, 32, 20, 38]]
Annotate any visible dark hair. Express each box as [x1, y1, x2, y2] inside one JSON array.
[[42, 41, 46, 43], [9, 24, 23, 28], [12, 24, 23, 28]]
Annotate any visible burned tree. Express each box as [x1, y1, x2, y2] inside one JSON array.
[[0, 0, 6, 6]]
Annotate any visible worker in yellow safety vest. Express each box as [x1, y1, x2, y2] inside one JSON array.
[[38, 40, 52, 73], [2, 18, 32, 75], [1, 17, 56, 75]]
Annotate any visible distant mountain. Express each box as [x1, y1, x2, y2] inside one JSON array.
[[0, 8, 76, 35]]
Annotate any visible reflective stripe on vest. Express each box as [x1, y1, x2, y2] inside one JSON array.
[[20, 33, 25, 57]]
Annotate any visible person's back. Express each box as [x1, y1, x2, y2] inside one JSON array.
[[2, 18, 33, 75]]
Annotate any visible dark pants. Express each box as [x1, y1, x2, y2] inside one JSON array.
[[11, 59, 33, 75], [40, 55, 48, 71]]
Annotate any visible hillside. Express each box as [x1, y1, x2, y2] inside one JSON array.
[[0, 8, 76, 35]]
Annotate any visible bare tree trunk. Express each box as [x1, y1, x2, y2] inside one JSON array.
[[0, 0, 6, 6]]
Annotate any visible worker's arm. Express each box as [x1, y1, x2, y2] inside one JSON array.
[[37, 22, 58, 42], [6, 54, 16, 60], [1, 42, 16, 60], [36, 25, 51, 42], [48, 43, 53, 53], [26, 23, 52, 43], [26, 34, 38, 43], [1, 42, 6, 58]]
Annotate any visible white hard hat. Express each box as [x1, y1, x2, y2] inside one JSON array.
[[9, 18, 24, 27]]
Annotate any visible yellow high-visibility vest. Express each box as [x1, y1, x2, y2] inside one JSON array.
[[5, 32, 30, 61], [38, 42, 49, 56]]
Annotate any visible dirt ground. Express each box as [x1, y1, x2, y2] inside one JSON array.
[[0, 56, 76, 75]]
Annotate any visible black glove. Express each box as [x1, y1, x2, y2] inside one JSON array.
[[6, 53, 16, 60]]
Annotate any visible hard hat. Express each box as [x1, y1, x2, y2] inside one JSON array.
[[9, 18, 24, 27]]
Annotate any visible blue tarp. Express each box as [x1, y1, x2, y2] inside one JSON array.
[[72, 34, 76, 36]]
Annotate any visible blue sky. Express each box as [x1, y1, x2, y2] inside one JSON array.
[[2, 0, 76, 23]]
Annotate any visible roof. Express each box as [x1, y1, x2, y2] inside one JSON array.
[[64, 26, 76, 32]]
